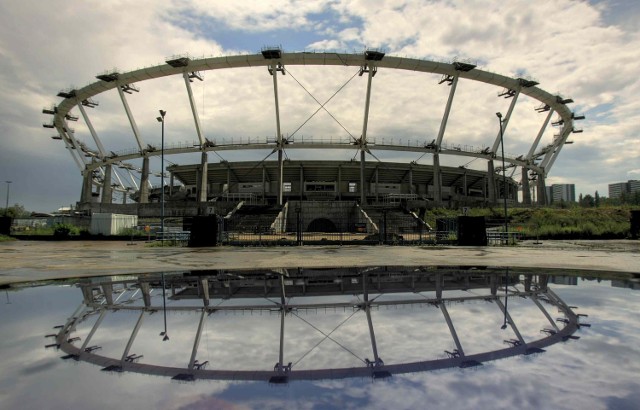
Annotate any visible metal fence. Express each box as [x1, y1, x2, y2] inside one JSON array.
[[220, 214, 456, 246], [8, 215, 519, 247]]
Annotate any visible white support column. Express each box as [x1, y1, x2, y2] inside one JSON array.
[[81, 171, 93, 203], [77, 103, 106, 157], [199, 278, 209, 307], [491, 89, 521, 153], [140, 282, 151, 308], [527, 109, 555, 160], [120, 310, 145, 365], [435, 75, 459, 147], [183, 72, 205, 147], [463, 171, 468, 198], [278, 274, 287, 367], [270, 63, 285, 206], [521, 167, 531, 205], [495, 298, 525, 345], [363, 273, 380, 363], [409, 167, 414, 195], [299, 165, 304, 200], [188, 309, 207, 370], [102, 164, 113, 204], [360, 150, 366, 204], [543, 126, 573, 172], [117, 86, 145, 151], [487, 160, 496, 203], [61, 120, 89, 167], [112, 167, 126, 190], [80, 310, 107, 353], [537, 173, 547, 205], [139, 157, 150, 203], [127, 169, 139, 191], [433, 153, 442, 206], [199, 152, 208, 202], [440, 304, 465, 357], [531, 295, 560, 332], [360, 65, 375, 205], [338, 165, 342, 201]]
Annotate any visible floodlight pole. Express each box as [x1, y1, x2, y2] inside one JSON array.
[[157, 110, 166, 244], [496, 113, 509, 244]]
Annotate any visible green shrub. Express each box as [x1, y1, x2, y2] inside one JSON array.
[[52, 223, 80, 239]]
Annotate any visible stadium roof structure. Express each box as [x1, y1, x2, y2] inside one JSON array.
[[52, 267, 583, 383], [43, 49, 583, 207]]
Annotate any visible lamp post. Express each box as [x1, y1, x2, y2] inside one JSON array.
[[4, 181, 11, 216], [160, 271, 169, 341], [496, 113, 509, 244], [501, 268, 509, 330], [156, 111, 169, 341], [156, 110, 166, 243]]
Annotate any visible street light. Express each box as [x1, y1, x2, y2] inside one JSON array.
[[501, 268, 509, 330], [156, 110, 166, 243], [4, 181, 11, 216], [159, 271, 169, 341], [496, 113, 509, 245]]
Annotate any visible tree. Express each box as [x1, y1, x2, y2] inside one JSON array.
[[1, 204, 30, 218], [595, 191, 600, 208], [582, 194, 595, 208], [579, 193, 583, 204]]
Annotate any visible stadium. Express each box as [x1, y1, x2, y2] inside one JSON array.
[[43, 48, 582, 242]]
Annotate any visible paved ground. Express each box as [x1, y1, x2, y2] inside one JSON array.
[[0, 239, 638, 286]]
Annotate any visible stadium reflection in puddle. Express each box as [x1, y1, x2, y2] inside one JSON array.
[[53, 267, 583, 382], [3, 267, 640, 409]]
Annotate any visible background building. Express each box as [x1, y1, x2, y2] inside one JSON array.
[[608, 180, 640, 199], [545, 183, 576, 204]]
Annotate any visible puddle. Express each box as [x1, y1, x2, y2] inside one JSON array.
[[1, 267, 639, 409]]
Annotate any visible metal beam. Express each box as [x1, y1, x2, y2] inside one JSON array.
[[270, 63, 285, 206], [433, 153, 441, 206], [58, 120, 87, 169], [117, 86, 144, 151], [435, 75, 459, 147], [199, 152, 208, 202], [495, 298, 525, 345], [77, 103, 106, 157], [101, 164, 113, 204], [543, 126, 573, 172], [363, 272, 380, 362], [139, 157, 150, 203], [360, 64, 375, 205], [521, 167, 531, 205], [491, 89, 520, 153], [440, 303, 465, 357], [531, 295, 560, 331], [199, 278, 209, 307], [188, 309, 207, 370], [120, 310, 146, 365], [527, 109, 554, 160], [278, 273, 286, 367], [80, 309, 107, 352], [183, 71, 205, 147]]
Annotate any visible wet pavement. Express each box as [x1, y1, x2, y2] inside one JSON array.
[[1, 239, 638, 285]]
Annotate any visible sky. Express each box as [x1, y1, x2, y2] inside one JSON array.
[[0, 0, 639, 212]]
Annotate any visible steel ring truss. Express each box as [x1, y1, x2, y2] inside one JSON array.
[[44, 50, 583, 201], [51, 267, 584, 383]]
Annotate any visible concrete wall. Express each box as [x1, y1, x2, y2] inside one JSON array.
[[285, 201, 360, 232]]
